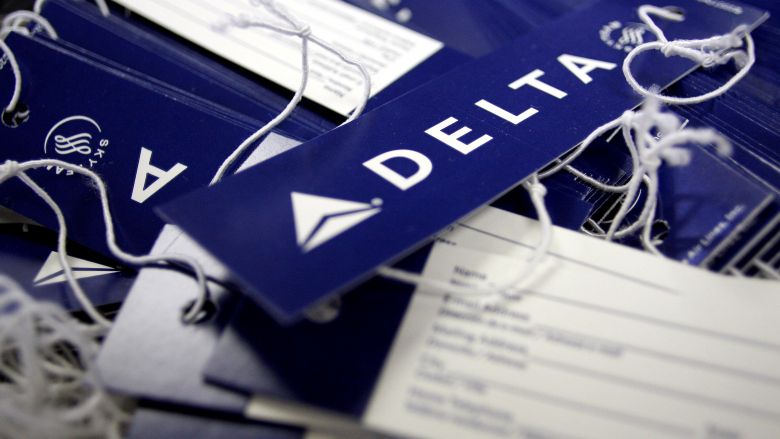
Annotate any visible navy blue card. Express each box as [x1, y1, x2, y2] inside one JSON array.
[[40, 0, 470, 132], [204, 279, 416, 417], [655, 144, 775, 265], [127, 407, 303, 439], [97, 227, 248, 414], [203, 248, 425, 417], [0, 213, 134, 310], [160, 0, 767, 322], [0, 32, 259, 256], [38, 0, 335, 141], [97, 134, 308, 413]]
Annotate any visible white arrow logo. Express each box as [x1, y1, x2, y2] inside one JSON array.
[[291, 192, 382, 253], [33, 251, 118, 286]]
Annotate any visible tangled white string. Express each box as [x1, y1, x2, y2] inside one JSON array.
[[553, 99, 731, 251], [0, 160, 211, 331], [0, 9, 58, 120], [0, 36, 23, 117], [33, 0, 110, 17], [0, 276, 129, 439], [623, 5, 754, 105], [1, 10, 58, 39], [378, 175, 553, 298], [210, 0, 372, 185]]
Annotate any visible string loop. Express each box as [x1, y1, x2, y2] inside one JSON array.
[[33, 0, 110, 17], [0, 37, 23, 115], [623, 4, 755, 105], [563, 99, 731, 249], [0, 159, 211, 331], [209, 0, 371, 185]]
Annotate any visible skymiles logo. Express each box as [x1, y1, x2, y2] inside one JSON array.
[[291, 192, 382, 253]]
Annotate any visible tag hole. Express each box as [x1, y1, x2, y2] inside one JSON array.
[[651, 219, 670, 243], [180, 298, 217, 324], [2, 103, 30, 128], [304, 297, 342, 324]]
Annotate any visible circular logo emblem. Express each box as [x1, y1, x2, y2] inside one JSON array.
[[43, 115, 110, 173], [599, 20, 650, 52]]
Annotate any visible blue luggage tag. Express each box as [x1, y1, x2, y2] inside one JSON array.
[[0, 212, 134, 311], [34, 36, 269, 131], [203, 251, 424, 417], [38, 0, 334, 140], [671, 92, 780, 181], [0, 32, 258, 256], [676, 107, 780, 196], [160, 0, 768, 322], [96, 226, 249, 413], [40, 0, 470, 132], [654, 143, 774, 265], [97, 133, 303, 413]]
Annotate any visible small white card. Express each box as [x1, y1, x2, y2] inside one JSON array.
[[364, 207, 780, 439], [113, 0, 443, 116]]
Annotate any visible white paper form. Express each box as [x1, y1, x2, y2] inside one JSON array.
[[112, 0, 443, 116], [365, 207, 780, 439]]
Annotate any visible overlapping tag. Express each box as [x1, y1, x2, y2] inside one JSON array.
[[159, 0, 768, 321], [0, 32, 258, 255]]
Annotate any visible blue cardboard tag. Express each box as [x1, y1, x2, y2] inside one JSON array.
[[0, 215, 134, 310], [0, 33, 257, 255], [38, 0, 336, 141], [655, 144, 774, 265], [97, 134, 306, 413], [96, 227, 251, 414], [160, 0, 767, 322], [38, 0, 470, 134]]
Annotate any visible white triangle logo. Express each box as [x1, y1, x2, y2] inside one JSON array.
[[33, 251, 118, 286], [291, 192, 382, 253]]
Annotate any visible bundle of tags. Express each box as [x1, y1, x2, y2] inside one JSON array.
[[0, 0, 779, 437]]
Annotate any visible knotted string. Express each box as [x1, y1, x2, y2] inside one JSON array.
[[210, 0, 372, 185], [0, 276, 129, 439], [0, 160, 211, 331], [623, 5, 754, 105], [0, 33, 23, 117], [554, 99, 731, 249], [1, 10, 59, 39], [0, 9, 59, 119]]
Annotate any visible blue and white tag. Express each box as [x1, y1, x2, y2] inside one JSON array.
[[0, 33, 257, 255], [160, 0, 768, 322]]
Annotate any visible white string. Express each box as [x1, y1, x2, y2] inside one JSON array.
[[210, 0, 372, 185], [378, 175, 553, 298], [0, 36, 23, 115], [623, 5, 755, 105], [581, 174, 657, 239], [0, 276, 129, 439], [249, 0, 371, 124], [0, 9, 60, 116], [0, 159, 211, 330], [1, 11, 59, 39], [635, 120, 732, 253], [582, 99, 731, 246], [33, 0, 110, 17]]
